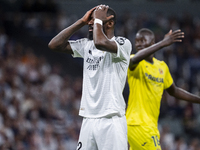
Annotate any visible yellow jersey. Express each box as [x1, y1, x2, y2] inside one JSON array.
[[126, 55, 173, 127]]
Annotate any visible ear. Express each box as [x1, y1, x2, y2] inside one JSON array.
[[106, 20, 114, 28]]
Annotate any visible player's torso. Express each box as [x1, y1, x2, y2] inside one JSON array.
[[139, 58, 165, 94], [83, 41, 106, 75], [80, 40, 127, 118], [126, 58, 167, 126]]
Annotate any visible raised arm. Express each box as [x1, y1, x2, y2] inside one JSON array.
[[129, 30, 184, 70], [166, 83, 200, 104], [93, 5, 118, 53], [48, 7, 96, 54]]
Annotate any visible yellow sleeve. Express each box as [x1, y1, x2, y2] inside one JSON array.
[[164, 63, 173, 89]]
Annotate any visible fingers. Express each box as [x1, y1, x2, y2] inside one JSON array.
[[172, 29, 182, 34], [95, 4, 109, 11], [170, 29, 184, 41], [172, 29, 184, 37], [94, 4, 111, 21], [173, 33, 184, 38], [91, 6, 97, 12], [168, 29, 172, 34], [174, 39, 182, 42], [107, 15, 114, 20], [87, 6, 97, 16]]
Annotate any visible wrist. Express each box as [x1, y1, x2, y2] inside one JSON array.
[[159, 40, 167, 48], [79, 18, 87, 25], [94, 18, 103, 25]]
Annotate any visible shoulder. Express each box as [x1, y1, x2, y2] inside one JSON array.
[[153, 58, 169, 70], [69, 38, 89, 44], [154, 58, 166, 65], [114, 36, 131, 46]]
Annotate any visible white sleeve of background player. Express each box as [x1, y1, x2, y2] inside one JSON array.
[[112, 37, 132, 63], [69, 38, 88, 58]]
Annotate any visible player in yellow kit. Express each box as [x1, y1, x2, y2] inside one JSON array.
[[126, 28, 200, 150]]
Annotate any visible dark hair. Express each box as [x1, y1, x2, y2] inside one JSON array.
[[107, 7, 117, 25]]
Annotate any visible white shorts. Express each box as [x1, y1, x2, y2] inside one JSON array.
[[76, 115, 128, 150]]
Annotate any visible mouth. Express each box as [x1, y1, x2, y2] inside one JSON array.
[[88, 25, 93, 32]]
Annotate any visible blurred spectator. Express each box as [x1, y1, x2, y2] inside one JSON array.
[[21, 0, 58, 13], [160, 125, 175, 150], [174, 136, 188, 150], [183, 104, 199, 138]]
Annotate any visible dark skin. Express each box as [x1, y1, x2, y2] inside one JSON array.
[[130, 29, 200, 104], [48, 5, 117, 54]]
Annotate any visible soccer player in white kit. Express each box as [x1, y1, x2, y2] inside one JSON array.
[[48, 5, 132, 150]]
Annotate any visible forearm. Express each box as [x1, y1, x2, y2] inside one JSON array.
[[48, 19, 85, 52], [172, 87, 200, 104], [93, 23, 106, 49], [93, 23, 117, 53], [131, 40, 166, 64]]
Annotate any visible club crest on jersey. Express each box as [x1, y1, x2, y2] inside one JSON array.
[[159, 68, 163, 74], [116, 37, 125, 45]]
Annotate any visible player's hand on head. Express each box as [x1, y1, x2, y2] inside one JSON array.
[[163, 29, 184, 46], [81, 6, 97, 25], [94, 4, 114, 23]]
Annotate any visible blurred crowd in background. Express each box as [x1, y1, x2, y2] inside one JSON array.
[[0, 0, 200, 150]]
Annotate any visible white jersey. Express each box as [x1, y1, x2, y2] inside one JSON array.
[[69, 36, 132, 118]]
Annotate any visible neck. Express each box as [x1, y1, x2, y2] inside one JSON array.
[[105, 29, 114, 39], [107, 34, 114, 39], [145, 55, 153, 63]]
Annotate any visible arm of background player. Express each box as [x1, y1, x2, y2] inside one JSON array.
[[93, 5, 117, 53], [48, 7, 96, 54], [166, 83, 200, 104], [129, 29, 184, 71]]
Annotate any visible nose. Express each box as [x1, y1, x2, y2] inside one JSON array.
[[135, 41, 143, 50], [135, 41, 141, 47]]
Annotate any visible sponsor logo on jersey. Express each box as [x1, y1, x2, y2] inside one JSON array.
[[145, 73, 163, 83], [86, 56, 104, 70]]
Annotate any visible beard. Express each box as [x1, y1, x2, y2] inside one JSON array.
[[87, 24, 93, 40], [87, 31, 93, 40]]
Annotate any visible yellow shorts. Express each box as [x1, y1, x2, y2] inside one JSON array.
[[128, 125, 161, 150]]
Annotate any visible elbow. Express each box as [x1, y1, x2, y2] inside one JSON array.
[[94, 40, 107, 50], [48, 40, 60, 52], [94, 41, 103, 50], [167, 88, 176, 97], [48, 40, 56, 50]]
